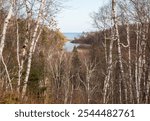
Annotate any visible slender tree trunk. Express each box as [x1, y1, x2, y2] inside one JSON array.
[[0, 2, 13, 59], [126, 22, 133, 103], [146, 65, 150, 103], [69, 84, 74, 104], [87, 69, 90, 104], [138, 25, 142, 103], [1, 56, 13, 91], [64, 67, 71, 104], [112, 0, 127, 103], [104, 32, 108, 64], [21, 0, 46, 98], [123, 0, 133, 102], [135, 23, 140, 103], [19, 1, 32, 83], [16, 18, 21, 94], [0, 1, 13, 92], [64, 78, 69, 104], [103, 36, 113, 104], [103, 2, 115, 104], [142, 23, 148, 103], [84, 61, 91, 104], [145, 23, 150, 103]]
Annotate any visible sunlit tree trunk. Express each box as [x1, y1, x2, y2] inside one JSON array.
[[0, 1, 13, 92], [112, 0, 127, 103], [124, 0, 133, 103], [64, 76, 70, 104], [0, 1, 13, 59], [123, 0, 133, 103], [20, 2, 31, 69], [85, 62, 96, 104], [69, 84, 74, 104], [21, 0, 46, 98], [138, 25, 142, 103], [79, 59, 96, 104], [16, 19, 21, 94], [104, 32, 108, 65], [18, 1, 33, 94], [103, 32, 113, 104], [135, 23, 140, 103], [1, 56, 13, 91]]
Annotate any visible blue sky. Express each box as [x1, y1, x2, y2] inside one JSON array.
[[57, 0, 108, 33]]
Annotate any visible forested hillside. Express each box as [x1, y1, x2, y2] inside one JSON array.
[[0, 0, 150, 104], [0, 0, 67, 103]]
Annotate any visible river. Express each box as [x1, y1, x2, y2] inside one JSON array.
[[63, 33, 82, 52]]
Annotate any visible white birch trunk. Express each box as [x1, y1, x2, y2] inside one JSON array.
[[112, 0, 127, 103], [103, 35, 113, 104], [18, 4, 33, 95], [16, 20, 21, 94], [103, 3, 115, 104], [135, 23, 140, 103], [21, 0, 46, 98], [104, 32, 108, 64], [19, 1, 32, 79], [138, 26, 142, 103], [86, 62, 95, 104], [1, 56, 13, 91], [123, 0, 133, 102], [87, 69, 91, 104], [64, 77, 70, 104], [0, 2, 13, 59], [69, 84, 74, 104], [0, 1, 13, 92]]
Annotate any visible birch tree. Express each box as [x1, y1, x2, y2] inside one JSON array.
[[0, 0, 13, 60], [77, 58, 97, 104], [21, 0, 46, 98], [17, 0, 33, 94], [91, 4, 113, 103], [0, 0, 14, 92], [130, 0, 150, 103], [112, 0, 127, 103], [118, 0, 133, 103]]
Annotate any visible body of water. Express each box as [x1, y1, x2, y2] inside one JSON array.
[[63, 33, 82, 40], [63, 33, 82, 52]]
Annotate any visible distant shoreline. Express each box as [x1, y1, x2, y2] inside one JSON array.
[[63, 33, 82, 40]]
